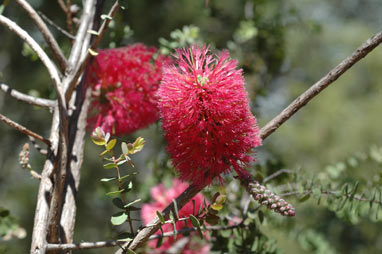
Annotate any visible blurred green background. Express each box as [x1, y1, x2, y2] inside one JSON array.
[[0, 0, 381, 253]]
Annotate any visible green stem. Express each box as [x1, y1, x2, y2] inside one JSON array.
[[113, 156, 134, 234]]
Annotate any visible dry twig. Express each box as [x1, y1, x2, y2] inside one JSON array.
[[15, 0, 68, 71], [0, 113, 51, 145], [0, 83, 55, 109]]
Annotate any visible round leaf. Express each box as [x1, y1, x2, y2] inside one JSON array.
[[111, 212, 128, 225]]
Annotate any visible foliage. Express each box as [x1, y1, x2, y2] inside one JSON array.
[[0, 0, 382, 254]]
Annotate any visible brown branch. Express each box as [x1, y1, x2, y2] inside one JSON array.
[[0, 83, 55, 109], [30, 109, 60, 254], [66, 0, 73, 36], [38, 11, 76, 40], [0, 113, 51, 145], [263, 169, 293, 183], [116, 30, 382, 253], [259, 31, 382, 140], [64, 1, 120, 102], [46, 223, 244, 251], [280, 189, 382, 206], [29, 136, 48, 155], [57, 0, 68, 13], [15, 0, 68, 72], [0, 14, 65, 106], [115, 184, 204, 253]]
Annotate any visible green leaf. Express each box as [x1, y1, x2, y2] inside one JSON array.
[[101, 14, 113, 20], [156, 211, 165, 224], [112, 198, 125, 209], [87, 29, 100, 36], [120, 172, 138, 181], [105, 133, 110, 144], [117, 159, 127, 165], [299, 193, 311, 203], [215, 194, 227, 204], [111, 212, 128, 225], [205, 214, 219, 225], [189, 215, 200, 228], [156, 234, 163, 248], [121, 142, 129, 155], [91, 127, 106, 145], [99, 150, 109, 157], [106, 139, 117, 151], [0, 208, 10, 217], [88, 48, 98, 56], [258, 210, 264, 224], [127, 249, 136, 254], [100, 177, 117, 182], [124, 199, 141, 208], [117, 232, 134, 242], [211, 203, 223, 211], [128, 137, 145, 154], [103, 163, 118, 169], [106, 189, 124, 196]]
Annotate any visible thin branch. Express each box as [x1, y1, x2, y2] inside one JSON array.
[[64, 1, 120, 102], [46, 223, 245, 251], [0, 113, 51, 145], [263, 169, 293, 183], [57, 0, 69, 13], [0, 83, 55, 109], [66, 0, 95, 72], [0, 14, 65, 104], [38, 11, 76, 40], [116, 30, 382, 253], [29, 136, 48, 155], [116, 184, 204, 253], [280, 189, 382, 206], [66, 0, 73, 36], [259, 31, 382, 140], [15, 0, 68, 72]]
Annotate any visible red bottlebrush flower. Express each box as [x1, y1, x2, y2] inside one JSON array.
[[86, 43, 170, 136], [141, 179, 210, 254], [158, 45, 261, 185]]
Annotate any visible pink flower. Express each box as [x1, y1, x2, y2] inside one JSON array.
[[141, 179, 210, 254], [157, 45, 261, 185], [86, 43, 170, 136]]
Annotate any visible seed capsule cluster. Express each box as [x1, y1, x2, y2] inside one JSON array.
[[249, 181, 296, 217]]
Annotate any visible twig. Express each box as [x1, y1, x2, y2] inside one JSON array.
[[0, 113, 51, 145], [259, 31, 382, 140], [280, 189, 382, 206], [116, 184, 204, 253], [15, 0, 68, 72], [57, 0, 68, 13], [0, 14, 65, 105], [46, 223, 245, 251], [0, 83, 55, 109], [64, 1, 120, 102], [116, 30, 382, 253], [66, 0, 73, 36], [38, 11, 76, 40], [263, 169, 293, 183], [66, 0, 95, 72], [28, 136, 48, 155]]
